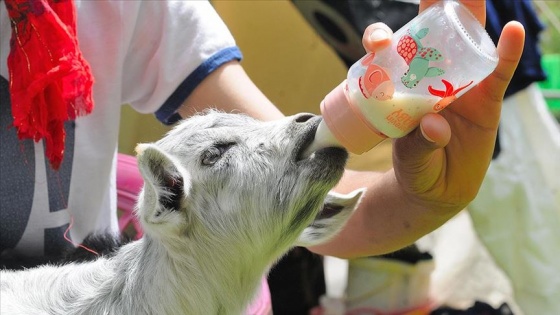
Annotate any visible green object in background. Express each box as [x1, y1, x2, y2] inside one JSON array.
[[539, 54, 560, 114]]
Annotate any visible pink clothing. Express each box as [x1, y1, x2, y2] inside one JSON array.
[[246, 278, 273, 315]]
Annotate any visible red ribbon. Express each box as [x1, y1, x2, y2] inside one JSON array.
[[5, 0, 94, 170]]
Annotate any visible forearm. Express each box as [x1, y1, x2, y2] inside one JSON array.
[[309, 168, 458, 258], [178, 61, 283, 121]]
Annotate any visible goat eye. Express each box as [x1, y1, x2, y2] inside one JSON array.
[[201, 147, 222, 166], [201, 142, 235, 166]]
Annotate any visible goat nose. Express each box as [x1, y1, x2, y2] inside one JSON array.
[[294, 113, 315, 123]]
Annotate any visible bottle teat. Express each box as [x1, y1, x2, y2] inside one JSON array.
[[302, 119, 342, 158]]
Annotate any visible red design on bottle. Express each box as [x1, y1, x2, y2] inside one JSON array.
[[429, 79, 473, 111]]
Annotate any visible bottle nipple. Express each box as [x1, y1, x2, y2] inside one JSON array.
[[303, 119, 343, 158]]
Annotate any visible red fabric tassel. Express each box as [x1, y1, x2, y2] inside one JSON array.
[[5, 0, 94, 170]]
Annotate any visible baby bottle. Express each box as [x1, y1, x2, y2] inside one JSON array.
[[305, 0, 499, 156]]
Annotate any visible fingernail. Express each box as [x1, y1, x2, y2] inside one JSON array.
[[370, 29, 389, 41], [420, 125, 435, 143]]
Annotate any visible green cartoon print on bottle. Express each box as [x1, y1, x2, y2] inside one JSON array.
[[397, 28, 445, 89]]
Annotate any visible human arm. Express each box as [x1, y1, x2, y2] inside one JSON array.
[[176, 1, 525, 258], [308, 8, 526, 258], [177, 61, 283, 122]]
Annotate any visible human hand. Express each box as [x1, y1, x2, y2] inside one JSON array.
[[362, 1, 525, 212]]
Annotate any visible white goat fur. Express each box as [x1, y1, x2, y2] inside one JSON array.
[[1, 111, 364, 315]]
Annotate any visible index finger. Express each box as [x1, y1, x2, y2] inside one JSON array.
[[419, 0, 486, 26]]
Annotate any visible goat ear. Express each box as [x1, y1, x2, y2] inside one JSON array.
[[135, 143, 189, 227], [295, 188, 365, 247]]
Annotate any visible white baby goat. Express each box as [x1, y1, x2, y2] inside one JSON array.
[[1, 111, 364, 315]]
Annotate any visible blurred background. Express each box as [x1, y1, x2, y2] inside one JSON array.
[[533, 1, 560, 117]]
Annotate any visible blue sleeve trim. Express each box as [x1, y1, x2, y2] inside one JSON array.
[[155, 46, 243, 125]]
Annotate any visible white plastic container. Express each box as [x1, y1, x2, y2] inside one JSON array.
[[305, 0, 499, 156]]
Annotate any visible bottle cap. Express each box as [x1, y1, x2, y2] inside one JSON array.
[[321, 81, 387, 154]]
